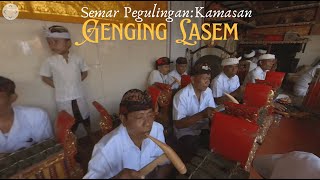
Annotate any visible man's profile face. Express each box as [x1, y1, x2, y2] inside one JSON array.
[[223, 64, 239, 78], [176, 64, 187, 75], [192, 73, 211, 91], [260, 59, 275, 71], [0, 92, 16, 113]]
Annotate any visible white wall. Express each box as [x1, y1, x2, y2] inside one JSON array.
[[168, 1, 204, 66], [296, 35, 320, 66], [0, 17, 166, 137]]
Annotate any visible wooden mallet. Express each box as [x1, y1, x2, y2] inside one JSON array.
[[224, 92, 240, 104], [138, 134, 187, 176]]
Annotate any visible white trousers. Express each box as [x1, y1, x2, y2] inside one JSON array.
[[56, 96, 90, 119]]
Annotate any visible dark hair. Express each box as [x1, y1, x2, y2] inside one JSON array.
[[176, 57, 187, 64], [48, 25, 69, 33], [190, 63, 211, 76], [0, 76, 15, 95]]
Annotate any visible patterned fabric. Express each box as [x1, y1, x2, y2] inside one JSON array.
[[180, 75, 192, 88], [153, 82, 173, 108], [224, 102, 260, 123], [147, 86, 161, 109], [156, 57, 172, 66], [119, 89, 153, 115]]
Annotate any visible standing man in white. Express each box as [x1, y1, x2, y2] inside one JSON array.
[[40, 25, 91, 138]]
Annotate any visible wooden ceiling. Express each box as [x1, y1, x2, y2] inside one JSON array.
[[205, 1, 319, 14], [204, 1, 320, 36]]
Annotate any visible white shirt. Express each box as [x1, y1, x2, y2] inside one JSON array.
[[244, 66, 268, 85], [40, 53, 89, 102], [147, 70, 169, 86], [83, 122, 166, 179], [0, 106, 54, 153], [252, 57, 259, 64], [294, 65, 320, 96], [173, 84, 216, 139], [254, 151, 320, 179], [248, 61, 258, 72], [167, 70, 187, 89], [211, 72, 240, 98], [271, 151, 320, 179]]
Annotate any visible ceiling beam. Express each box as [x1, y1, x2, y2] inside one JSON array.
[[242, 1, 258, 12]]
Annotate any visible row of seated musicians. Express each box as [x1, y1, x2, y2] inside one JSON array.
[[0, 70, 286, 179], [90, 76, 283, 178]]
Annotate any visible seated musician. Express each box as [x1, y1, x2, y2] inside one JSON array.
[[243, 54, 275, 85], [253, 151, 320, 179], [148, 57, 173, 86], [173, 63, 217, 162], [271, 58, 278, 72], [0, 76, 54, 153], [211, 57, 245, 105], [167, 57, 188, 90], [84, 89, 173, 179], [243, 54, 289, 112], [243, 50, 257, 72], [293, 64, 320, 97], [252, 49, 267, 64]]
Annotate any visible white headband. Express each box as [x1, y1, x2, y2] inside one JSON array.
[[258, 49, 267, 54], [221, 57, 242, 66], [43, 27, 71, 39], [244, 50, 255, 58], [259, 54, 275, 60]]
